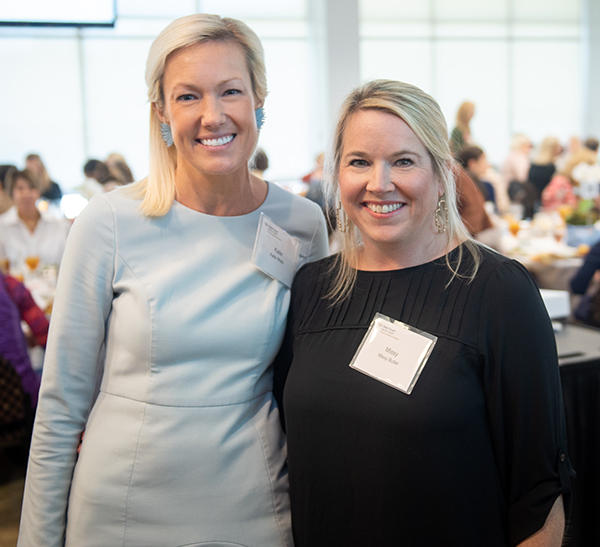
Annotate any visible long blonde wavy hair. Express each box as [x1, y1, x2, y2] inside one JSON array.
[[325, 80, 481, 303], [128, 14, 268, 217]]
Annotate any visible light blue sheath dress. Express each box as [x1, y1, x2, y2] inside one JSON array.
[[18, 183, 328, 547]]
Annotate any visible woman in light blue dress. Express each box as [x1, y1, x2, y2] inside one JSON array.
[[18, 14, 327, 547]]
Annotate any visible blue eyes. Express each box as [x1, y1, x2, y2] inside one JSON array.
[[176, 89, 242, 101], [349, 158, 413, 167]]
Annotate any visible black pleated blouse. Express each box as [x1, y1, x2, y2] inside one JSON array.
[[274, 246, 573, 547]]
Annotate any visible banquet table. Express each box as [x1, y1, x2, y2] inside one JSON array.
[[502, 228, 584, 291], [517, 256, 582, 290], [555, 322, 600, 546]]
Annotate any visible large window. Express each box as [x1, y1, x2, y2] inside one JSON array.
[[0, 0, 313, 189], [359, 0, 583, 165]]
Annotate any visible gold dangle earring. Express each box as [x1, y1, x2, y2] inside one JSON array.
[[336, 200, 348, 233], [435, 195, 448, 233]]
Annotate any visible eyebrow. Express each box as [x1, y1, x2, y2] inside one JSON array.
[[343, 148, 424, 159], [172, 77, 245, 90]]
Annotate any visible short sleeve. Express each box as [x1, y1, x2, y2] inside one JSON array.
[[18, 196, 116, 547], [478, 259, 574, 546]]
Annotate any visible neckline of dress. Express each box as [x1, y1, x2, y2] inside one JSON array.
[[354, 244, 464, 277], [173, 181, 272, 219]]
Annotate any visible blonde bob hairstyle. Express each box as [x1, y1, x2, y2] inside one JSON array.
[[325, 79, 481, 303], [131, 14, 268, 217]]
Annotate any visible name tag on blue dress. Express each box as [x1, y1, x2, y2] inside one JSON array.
[[349, 312, 437, 394], [252, 213, 300, 288]]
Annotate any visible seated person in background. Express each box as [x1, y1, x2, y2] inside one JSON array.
[[0, 170, 69, 271], [0, 271, 46, 409], [458, 146, 494, 203], [105, 153, 135, 185], [529, 137, 562, 199], [482, 165, 511, 216], [571, 240, 600, 296], [502, 134, 532, 186], [0, 164, 15, 214], [455, 164, 503, 251], [250, 148, 269, 179], [570, 240, 600, 325], [302, 152, 326, 209], [457, 148, 510, 216], [25, 154, 62, 203], [541, 147, 598, 211], [83, 159, 121, 193], [502, 134, 536, 218], [77, 160, 106, 199], [584, 137, 599, 154]]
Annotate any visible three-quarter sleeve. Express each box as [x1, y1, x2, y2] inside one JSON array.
[[478, 260, 573, 546], [18, 196, 116, 547]]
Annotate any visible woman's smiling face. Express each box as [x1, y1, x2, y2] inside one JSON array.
[[158, 40, 261, 184], [339, 108, 444, 268]]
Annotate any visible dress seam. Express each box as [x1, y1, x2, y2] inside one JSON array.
[[248, 415, 290, 547], [99, 389, 273, 408], [112, 250, 154, 402], [122, 401, 148, 547]]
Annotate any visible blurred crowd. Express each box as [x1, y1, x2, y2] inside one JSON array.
[[0, 152, 136, 459], [447, 101, 600, 243], [2, 119, 600, 433]]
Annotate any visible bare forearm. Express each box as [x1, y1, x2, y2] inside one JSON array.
[[517, 495, 564, 547]]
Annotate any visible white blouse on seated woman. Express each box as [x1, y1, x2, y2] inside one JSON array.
[[0, 205, 69, 268]]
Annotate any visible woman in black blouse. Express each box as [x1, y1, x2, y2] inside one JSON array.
[[274, 80, 572, 547]]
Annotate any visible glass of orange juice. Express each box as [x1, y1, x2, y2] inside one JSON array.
[[25, 255, 40, 271], [508, 218, 521, 237]]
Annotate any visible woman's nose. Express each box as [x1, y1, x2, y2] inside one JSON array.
[[366, 164, 394, 193], [201, 97, 225, 128]]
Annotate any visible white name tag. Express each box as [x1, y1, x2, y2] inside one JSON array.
[[350, 313, 437, 394], [252, 213, 300, 288]]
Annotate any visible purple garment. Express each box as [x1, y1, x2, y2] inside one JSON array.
[[0, 272, 40, 407]]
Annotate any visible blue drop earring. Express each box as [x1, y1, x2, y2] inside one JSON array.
[[255, 107, 265, 131], [160, 122, 174, 147]]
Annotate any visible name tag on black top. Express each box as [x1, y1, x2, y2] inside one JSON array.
[[349, 312, 437, 394]]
